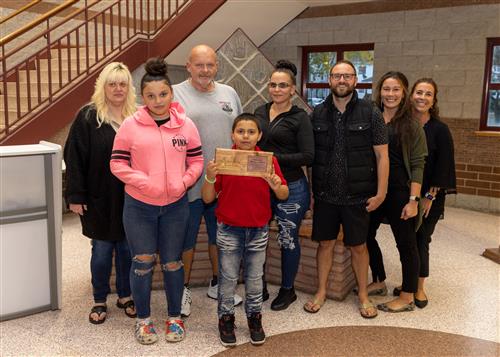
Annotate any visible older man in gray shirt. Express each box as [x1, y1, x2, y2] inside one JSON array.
[[173, 44, 242, 318]]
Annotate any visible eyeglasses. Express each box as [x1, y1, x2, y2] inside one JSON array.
[[107, 81, 128, 88], [330, 73, 356, 81], [268, 82, 291, 89]]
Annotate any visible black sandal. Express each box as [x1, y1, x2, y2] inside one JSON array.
[[116, 299, 137, 318], [89, 305, 107, 324]]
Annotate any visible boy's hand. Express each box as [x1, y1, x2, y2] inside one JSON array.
[[206, 160, 218, 182], [265, 173, 282, 191]]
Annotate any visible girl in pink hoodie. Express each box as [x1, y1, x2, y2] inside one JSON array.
[[110, 58, 203, 345]]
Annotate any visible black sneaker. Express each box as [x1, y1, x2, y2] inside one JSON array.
[[271, 287, 297, 311], [247, 312, 265, 345], [262, 285, 270, 302], [218, 314, 236, 347]]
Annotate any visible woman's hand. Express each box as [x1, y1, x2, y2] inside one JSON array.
[[422, 197, 433, 218], [69, 203, 87, 215], [205, 160, 218, 182], [401, 200, 418, 220]]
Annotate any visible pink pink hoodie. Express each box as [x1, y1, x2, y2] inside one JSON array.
[[110, 102, 203, 206]]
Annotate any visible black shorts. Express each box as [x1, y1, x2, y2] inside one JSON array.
[[312, 199, 369, 247]]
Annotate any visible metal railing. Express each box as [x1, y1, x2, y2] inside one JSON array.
[[0, 0, 189, 141]]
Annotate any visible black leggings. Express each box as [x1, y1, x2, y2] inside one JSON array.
[[366, 189, 420, 293], [416, 194, 445, 278]]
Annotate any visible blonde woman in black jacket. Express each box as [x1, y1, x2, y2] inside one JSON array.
[[64, 62, 137, 324]]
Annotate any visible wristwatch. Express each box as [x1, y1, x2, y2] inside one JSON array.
[[424, 192, 436, 201], [409, 195, 420, 202]]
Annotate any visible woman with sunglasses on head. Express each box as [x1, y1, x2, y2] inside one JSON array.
[[366, 71, 427, 313], [254, 60, 314, 311], [64, 62, 137, 325], [390, 78, 456, 308]]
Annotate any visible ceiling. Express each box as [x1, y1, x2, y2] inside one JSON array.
[[166, 0, 373, 65]]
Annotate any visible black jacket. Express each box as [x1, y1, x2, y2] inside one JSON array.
[[64, 105, 125, 241], [311, 92, 378, 200], [422, 116, 456, 195], [254, 103, 314, 182]]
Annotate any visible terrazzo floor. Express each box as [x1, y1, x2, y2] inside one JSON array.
[[1, 206, 499, 356]]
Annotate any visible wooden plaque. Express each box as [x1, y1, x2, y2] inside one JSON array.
[[215, 148, 273, 177]]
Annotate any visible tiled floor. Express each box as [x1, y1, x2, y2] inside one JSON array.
[[1, 206, 499, 356]]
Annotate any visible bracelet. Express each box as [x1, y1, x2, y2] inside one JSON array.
[[424, 192, 435, 201], [204, 174, 216, 184]]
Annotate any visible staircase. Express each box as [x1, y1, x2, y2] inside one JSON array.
[[0, 0, 226, 145]]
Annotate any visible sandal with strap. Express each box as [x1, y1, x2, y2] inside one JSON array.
[[303, 298, 325, 314], [359, 301, 378, 319], [89, 305, 107, 324], [117, 299, 137, 318]]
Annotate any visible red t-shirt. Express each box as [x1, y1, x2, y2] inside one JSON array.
[[214, 147, 287, 227]]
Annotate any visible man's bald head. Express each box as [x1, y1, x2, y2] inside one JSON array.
[[186, 44, 218, 92]]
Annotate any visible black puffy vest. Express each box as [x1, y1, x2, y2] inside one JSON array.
[[311, 93, 377, 200]]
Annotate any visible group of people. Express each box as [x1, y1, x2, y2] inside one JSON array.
[[63, 43, 456, 347]]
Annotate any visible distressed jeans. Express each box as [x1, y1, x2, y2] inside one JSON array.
[[216, 222, 268, 318], [272, 176, 310, 289], [91, 238, 132, 303], [123, 193, 188, 319]]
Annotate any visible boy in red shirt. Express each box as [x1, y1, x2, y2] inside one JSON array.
[[202, 113, 288, 347]]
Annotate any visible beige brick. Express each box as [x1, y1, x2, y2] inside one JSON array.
[[359, 28, 388, 43], [440, 101, 463, 118], [404, 8, 436, 27], [447, 86, 481, 104], [333, 29, 360, 44], [435, 39, 466, 55], [375, 42, 402, 57], [286, 32, 308, 46], [347, 13, 378, 29], [465, 38, 487, 55], [299, 18, 319, 33], [461, 102, 482, 119], [434, 7, 468, 24], [279, 20, 299, 34], [432, 70, 465, 86], [388, 55, 420, 71], [403, 40, 434, 56], [321, 16, 349, 31], [418, 24, 451, 41], [465, 70, 486, 85], [450, 22, 489, 40], [389, 27, 418, 42], [485, 19, 500, 37], [308, 31, 334, 46], [374, 11, 405, 29]]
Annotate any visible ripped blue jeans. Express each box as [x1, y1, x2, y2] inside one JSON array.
[[272, 176, 310, 289], [123, 193, 188, 319], [217, 223, 268, 318]]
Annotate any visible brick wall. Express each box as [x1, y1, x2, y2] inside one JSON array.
[[260, 3, 500, 213]]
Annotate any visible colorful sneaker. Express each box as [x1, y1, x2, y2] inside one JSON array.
[[247, 312, 265, 345], [207, 280, 243, 306], [181, 286, 192, 317], [135, 320, 159, 345], [165, 318, 185, 342], [218, 314, 236, 347]]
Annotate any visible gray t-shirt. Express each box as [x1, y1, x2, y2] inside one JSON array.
[[173, 79, 242, 202]]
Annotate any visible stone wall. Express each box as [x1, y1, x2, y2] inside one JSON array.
[[260, 3, 500, 213]]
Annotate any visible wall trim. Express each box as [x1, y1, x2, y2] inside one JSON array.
[[299, 0, 500, 18]]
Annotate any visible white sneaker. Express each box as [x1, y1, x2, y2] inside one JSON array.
[[207, 280, 243, 306], [181, 286, 192, 317]]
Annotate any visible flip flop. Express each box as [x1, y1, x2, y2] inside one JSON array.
[[116, 299, 137, 318], [89, 305, 107, 324], [303, 298, 325, 313], [377, 301, 415, 313], [353, 286, 388, 296], [359, 301, 378, 319]]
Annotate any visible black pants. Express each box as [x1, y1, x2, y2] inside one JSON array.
[[416, 193, 445, 278], [366, 189, 420, 293]]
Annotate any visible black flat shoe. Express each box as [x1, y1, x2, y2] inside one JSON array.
[[271, 287, 297, 311], [414, 298, 428, 309], [393, 287, 402, 296], [262, 286, 270, 302]]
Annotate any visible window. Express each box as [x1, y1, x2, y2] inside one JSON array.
[[480, 38, 500, 131], [301, 44, 374, 107]]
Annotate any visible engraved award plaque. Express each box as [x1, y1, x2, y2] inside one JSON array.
[[215, 148, 273, 177]]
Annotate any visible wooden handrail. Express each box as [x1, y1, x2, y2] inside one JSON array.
[[0, 0, 78, 46], [0, 0, 42, 25]]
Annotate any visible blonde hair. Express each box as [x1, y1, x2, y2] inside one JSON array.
[[90, 62, 136, 127]]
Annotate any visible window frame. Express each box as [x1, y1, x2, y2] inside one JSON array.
[[480, 37, 500, 131], [300, 43, 374, 103]]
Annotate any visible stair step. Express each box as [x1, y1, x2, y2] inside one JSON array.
[[50, 47, 105, 59], [3, 81, 63, 96], [0, 95, 42, 111], [18, 68, 79, 82]]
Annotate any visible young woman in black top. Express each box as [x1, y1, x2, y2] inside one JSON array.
[[395, 78, 456, 308], [254, 60, 314, 311]]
